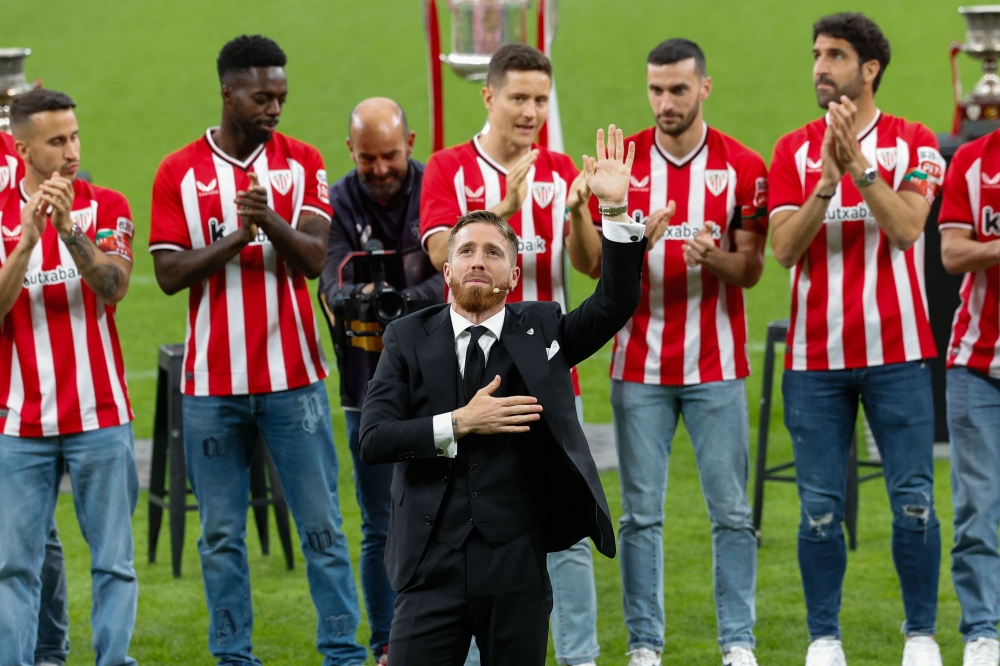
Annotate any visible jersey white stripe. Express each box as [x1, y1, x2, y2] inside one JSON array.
[[454, 166, 468, 215], [179, 169, 210, 394], [716, 163, 739, 381], [790, 142, 811, 370], [890, 242, 921, 360], [892, 138, 909, 191], [860, 130, 884, 367], [551, 172, 567, 312], [27, 244, 59, 435], [57, 239, 99, 431], [4, 345, 23, 435], [213, 155, 249, 395], [956, 270, 987, 367], [252, 153, 290, 392], [825, 186, 846, 369], [968, 158, 983, 229], [643, 145, 668, 384], [519, 165, 538, 302], [95, 299, 130, 425], [480, 158, 502, 210], [683, 150, 708, 384]]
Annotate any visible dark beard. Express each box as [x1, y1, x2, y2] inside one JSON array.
[[361, 170, 405, 202], [656, 100, 701, 137], [449, 272, 509, 314], [815, 72, 864, 109]]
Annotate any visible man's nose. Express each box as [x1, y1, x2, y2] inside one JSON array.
[[373, 159, 390, 177], [66, 142, 80, 162], [266, 99, 281, 116], [658, 95, 676, 115]]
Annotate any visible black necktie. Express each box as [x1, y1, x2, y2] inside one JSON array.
[[463, 325, 488, 402]]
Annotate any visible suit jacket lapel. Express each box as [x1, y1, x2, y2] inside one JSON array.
[[502, 307, 559, 435], [415, 307, 460, 416]]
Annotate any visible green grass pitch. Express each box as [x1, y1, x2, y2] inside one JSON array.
[[7, 0, 982, 663]]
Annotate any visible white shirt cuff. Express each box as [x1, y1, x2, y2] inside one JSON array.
[[601, 217, 646, 244], [432, 412, 458, 458]]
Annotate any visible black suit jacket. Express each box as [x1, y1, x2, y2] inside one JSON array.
[[359, 232, 646, 590]]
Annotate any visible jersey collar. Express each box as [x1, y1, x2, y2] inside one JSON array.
[[653, 122, 708, 168], [204, 127, 267, 170], [18, 178, 28, 203], [823, 108, 882, 141], [472, 133, 540, 175]]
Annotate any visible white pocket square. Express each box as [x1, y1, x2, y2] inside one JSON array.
[[546, 340, 561, 361]]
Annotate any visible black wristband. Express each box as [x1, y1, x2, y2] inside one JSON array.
[[814, 190, 835, 200]]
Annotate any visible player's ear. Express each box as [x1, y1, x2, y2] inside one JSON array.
[[406, 131, 416, 156], [481, 85, 494, 112], [862, 60, 880, 87], [508, 264, 520, 289], [700, 76, 712, 101]]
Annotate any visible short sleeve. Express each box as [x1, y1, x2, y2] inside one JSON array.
[[735, 150, 769, 235], [938, 146, 975, 232], [300, 145, 332, 221], [900, 125, 946, 205], [768, 134, 805, 218], [149, 159, 192, 253], [94, 189, 135, 262], [419, 151, 464, 249]]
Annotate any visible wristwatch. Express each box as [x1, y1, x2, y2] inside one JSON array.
[[597, 202, 629, 216], [62, 223, 85, 245], [855, 166, 878, 188]]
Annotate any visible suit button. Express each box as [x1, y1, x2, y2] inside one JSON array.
[[468, 519, 474, 525], [630, 235, 639, 242], [469, 463, 477, 470], [425, 516, 433, 526], [471, 492, 479, 499], [435, 447, 444, 455]]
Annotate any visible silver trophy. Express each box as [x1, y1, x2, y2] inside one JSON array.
[[441, 0, 531, 82], [952, 6, 1000, 135], [0, 48, 39, 134]]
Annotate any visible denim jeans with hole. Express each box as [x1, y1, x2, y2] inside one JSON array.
[[0, 424, 138, 666], [948, 366, 1000, 642], [783, 361, 940, 641], [183, 381, 367, 666], [344, 409, 396, 659], [611, 378, 757, 653]]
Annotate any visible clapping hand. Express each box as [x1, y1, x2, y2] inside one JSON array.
[[682, 221, 718, 267], [37, 172, 75, 238], [566, 170, 591, 213], [497, 149, 539, 219], [19, 189, 48, 249], [826, 96, 869, 180], [235, 172, 263, 241], [583, 124, 634, 206]]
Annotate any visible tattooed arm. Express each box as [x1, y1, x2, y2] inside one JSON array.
[[41, 175, 133, 304]]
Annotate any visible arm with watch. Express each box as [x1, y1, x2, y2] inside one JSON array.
[[42, 174, 133, 304], [771, 98, 931, 269]]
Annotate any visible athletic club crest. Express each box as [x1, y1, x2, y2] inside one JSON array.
[[531, 182, 555, 208], [70, 206, 95, 232], [269, 169, 293, 196], [704, 170, 729, 197], [0, 166, 9, 192], [876, 148, 897, 172]]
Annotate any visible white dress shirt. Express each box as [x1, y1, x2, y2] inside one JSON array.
[[431, 216, 645, 458]]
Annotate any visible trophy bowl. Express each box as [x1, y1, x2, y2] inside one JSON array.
[[440, 0, 530, 82], [960, 6, 1000, 99], [0, 48, 39, 134]]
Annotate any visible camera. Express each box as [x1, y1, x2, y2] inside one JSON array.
[[330, 240, 436, 352]]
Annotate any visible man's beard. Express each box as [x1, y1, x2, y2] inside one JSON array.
[[361, 169, 405, 202], [815, 72, 863, 109], [655, 100, 701, 137], [450, 271, 510, 314]]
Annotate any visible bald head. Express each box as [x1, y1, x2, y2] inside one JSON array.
[[347, 97, 415, 203]]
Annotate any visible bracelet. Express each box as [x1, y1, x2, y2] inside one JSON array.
[[597, 202, 628, 216], [814, 190, 835, 200]]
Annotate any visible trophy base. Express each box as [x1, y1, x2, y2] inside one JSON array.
[[957, 99, 1000, 139]]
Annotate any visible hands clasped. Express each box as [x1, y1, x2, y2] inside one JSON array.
[[451, 375, 543, 439], [235, 172, 273, 242]]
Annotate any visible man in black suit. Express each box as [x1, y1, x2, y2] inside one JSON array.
[[360, 126, 669, 666]]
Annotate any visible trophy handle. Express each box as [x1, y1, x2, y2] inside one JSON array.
[[951, 41, 963, 135], [423, 0, 446, 153]]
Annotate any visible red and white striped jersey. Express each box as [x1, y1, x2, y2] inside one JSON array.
[[0, 132, 19, 222], [768, 111, 943, 371], [587, 125, 768, 385], [939, 129, 1000, 377], [419, 135, 579, 311], [149, 129, 330, 396], [0, 175, 135, 438]]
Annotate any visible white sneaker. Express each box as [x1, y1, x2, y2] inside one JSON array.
[[723, 645, 759, 666], [902, 636, 942, 666], [964, 637, 1000, 666], [627, 647, 661, 666], [805, 638, 847, 666]]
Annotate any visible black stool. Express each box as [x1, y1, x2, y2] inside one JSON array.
[[148, 344, 295, 577], [751, 319, 884, 550]]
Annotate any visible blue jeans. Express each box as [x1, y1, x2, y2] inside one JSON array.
[[0, 424, 139, 666], [344, 409, 396, 658], [783, 361, 940, 641], [467, 397, 600, 666], [612, 378, 757, 653], [948, 366, 1000, 642], [35, 523, 70, 666], [183, 381, 367, 666]]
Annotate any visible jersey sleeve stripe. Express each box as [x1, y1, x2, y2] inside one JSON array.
[[301, 205, 331, 221], [769, 204, 801, 218], [421, 226, 452, 248], [148, 243, 187, 252], [939, 222, 975, 230]]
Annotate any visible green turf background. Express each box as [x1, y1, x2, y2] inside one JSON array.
[[6, 0, 986, 663]]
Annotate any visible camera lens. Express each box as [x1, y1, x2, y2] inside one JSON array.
[[373, 291, 406, 325]]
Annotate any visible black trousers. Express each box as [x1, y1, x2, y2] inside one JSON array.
[[388, 529, 552, 666]]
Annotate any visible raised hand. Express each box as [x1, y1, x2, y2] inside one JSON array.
[[451, 374, 543, 438], [682, 220, 718, 266], [18, 189, 48, 249], [583, 125, 634, 206], [819, 126, 846, 191], [644, 201, 677, 250], [235, 172, 262, 241], [827, 96, 869, 179], [497, 149, 539, 219], [38, 172, 75, 237], [566, 169, 591, 212]]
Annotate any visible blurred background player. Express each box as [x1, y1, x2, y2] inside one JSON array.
[[588, 39, 767, 666], [768, 13, 945, 666], [419, 42, 603, 666], [938, 126, 1000, 666], [0, 88, 139, 666], [148, 35, 367, 666], [319, 97, 444, 664]]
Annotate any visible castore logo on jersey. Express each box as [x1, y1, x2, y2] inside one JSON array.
[[629, 175, 649, 190], [806, 157, 823, 172], [196, 179, 218, 196], [464, 185, 485, 199], [982, 172, 1000, 187]]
